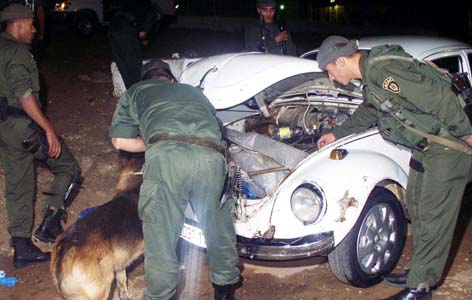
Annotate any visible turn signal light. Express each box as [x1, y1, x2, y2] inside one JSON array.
[[330, 149, 348, 160]]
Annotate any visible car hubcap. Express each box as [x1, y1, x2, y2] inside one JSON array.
[[356, 203, 397, 274]]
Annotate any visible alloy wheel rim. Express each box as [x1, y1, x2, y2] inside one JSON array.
[[356, 203, 397, 274]]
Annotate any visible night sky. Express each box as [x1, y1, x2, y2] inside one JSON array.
[[175, 0, 472, 42], [347, 0, 471, 41]]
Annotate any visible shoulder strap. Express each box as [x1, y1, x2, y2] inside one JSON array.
[[367, 54, 415, 70], [396, 116, 472, 155]]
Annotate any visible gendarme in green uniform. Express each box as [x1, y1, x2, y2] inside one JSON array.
[[332, 45, 472, 290], [108, 79, 240, 300], [0, 23, 79, 258]]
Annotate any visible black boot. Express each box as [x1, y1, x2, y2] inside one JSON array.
[[382, 288, 432, 300], [34, 207, 65, 243], [383, 270, 409, 287], [214, 283, 235, 300], [12, 237, 51, 268]]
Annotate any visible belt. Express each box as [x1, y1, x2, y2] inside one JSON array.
[[0, 105, 28, 121], [148, 133, 225, 156]]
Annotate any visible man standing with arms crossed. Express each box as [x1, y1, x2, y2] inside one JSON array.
[[316, 35, 472, 300], [108, 60, 240, 300]]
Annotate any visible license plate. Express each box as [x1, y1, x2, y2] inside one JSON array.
[[181, 223, 207, 248]]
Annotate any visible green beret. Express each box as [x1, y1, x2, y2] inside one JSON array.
[[257, 0, 276, 8], [317, 35, 358, 71], [0, 4, 34, 22]]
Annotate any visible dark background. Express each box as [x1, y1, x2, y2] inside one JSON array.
[[173, 0, 472, 42]]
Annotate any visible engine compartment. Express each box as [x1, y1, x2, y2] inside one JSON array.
[[225, 83, 363, 220], [242, 104, 354, 152]]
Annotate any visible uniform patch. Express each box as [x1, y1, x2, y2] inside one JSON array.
[[383, 76, 401, 94]]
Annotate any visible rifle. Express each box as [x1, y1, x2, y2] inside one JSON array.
[[452, 73, 472, 125]]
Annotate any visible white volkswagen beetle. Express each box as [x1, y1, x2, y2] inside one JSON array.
[[110, 36, 471, 288]]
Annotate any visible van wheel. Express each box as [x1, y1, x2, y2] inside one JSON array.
[[75, 14, 97, 36], [328, 187, 406, 287]]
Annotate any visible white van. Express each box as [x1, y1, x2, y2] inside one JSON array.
[[48, 0, 175, 36]]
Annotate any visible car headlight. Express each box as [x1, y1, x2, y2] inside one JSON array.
[[291, 183, 325, 225], [55, 1, 70, 12]]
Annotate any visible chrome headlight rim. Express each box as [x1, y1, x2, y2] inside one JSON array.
[[290, 183, 326, 225]]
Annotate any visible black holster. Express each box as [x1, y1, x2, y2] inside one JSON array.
[[22, 122, 64, 161], [22, 123, 49, 160]]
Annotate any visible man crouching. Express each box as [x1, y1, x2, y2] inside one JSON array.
[[108, 60, 240, 300]]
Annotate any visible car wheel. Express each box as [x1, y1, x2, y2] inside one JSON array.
[[75, 14, 96, 37], [328, 187, 406, 288]]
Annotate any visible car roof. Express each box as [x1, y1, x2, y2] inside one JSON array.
[[357, 35, 471, 60]]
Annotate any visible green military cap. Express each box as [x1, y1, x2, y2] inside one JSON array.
[[317, 35, 358, 71], [257, 0, 276, 8], [0, 3, 34, 22]]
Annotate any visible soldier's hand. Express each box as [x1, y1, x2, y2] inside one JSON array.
[[317, 133, 336, 149], [46, 131, 62, 159], [465, 136, 472, 147], [275, 31, 289, 43]]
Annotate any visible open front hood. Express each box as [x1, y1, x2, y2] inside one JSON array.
[[179, 52, 321, 109]]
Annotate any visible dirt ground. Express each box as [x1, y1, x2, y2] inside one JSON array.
[[0, 27, 471, 300]]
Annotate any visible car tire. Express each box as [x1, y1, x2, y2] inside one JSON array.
[[328, 187, 407, 288], [75, 13, 97, 37]]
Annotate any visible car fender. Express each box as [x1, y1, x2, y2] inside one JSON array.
[[256, 130, 410, 246], [308, 149, 407, 247]]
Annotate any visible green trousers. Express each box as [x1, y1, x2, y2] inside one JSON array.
[[139, 142, 240, 300], [0, 117, 79, 238], [406, 142, 471, 289]]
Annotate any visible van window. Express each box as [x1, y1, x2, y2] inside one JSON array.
[[431, 56, 461, 74]]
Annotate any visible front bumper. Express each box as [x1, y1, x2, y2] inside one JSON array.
[[237, 231, 334, 261], [181, 219, 334, 261]]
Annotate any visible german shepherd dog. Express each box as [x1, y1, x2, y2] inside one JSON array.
[[51, 155, 145, 300]]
